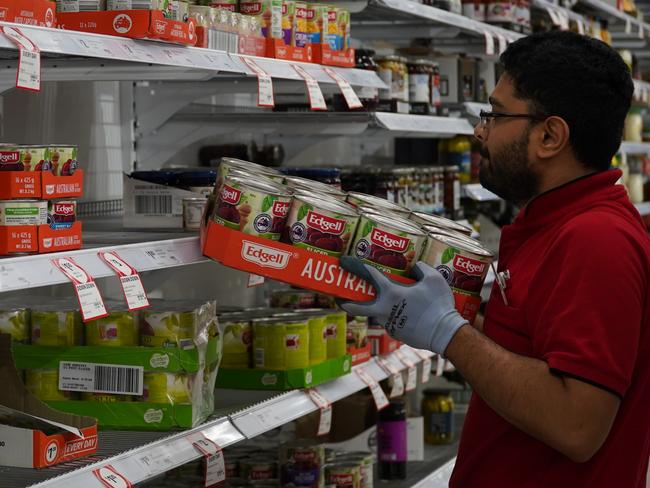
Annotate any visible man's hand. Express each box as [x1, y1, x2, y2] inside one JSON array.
[[337, 257, 468, 354]]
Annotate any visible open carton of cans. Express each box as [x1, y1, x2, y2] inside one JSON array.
[[0, 0, 57, 28]]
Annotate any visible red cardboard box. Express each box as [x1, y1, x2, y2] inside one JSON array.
[[266, 38, 313, 63], [0, 170, 84, 200], [368, 326, 401, 356], [348, 343, 372, 366], [311, 44, 355, 68], [0, 222, 82, 255], [0, 0, 56, 28], [57, 9, 197, 45], [239, 34, 266, 57]]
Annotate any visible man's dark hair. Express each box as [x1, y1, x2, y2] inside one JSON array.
[[500, 31, 633, 171]]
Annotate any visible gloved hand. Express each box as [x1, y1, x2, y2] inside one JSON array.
[[337, 257, 468, 355]]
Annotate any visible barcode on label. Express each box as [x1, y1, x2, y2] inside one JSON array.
[[135, 195, 173, 215], [94, 364, 142, 395]]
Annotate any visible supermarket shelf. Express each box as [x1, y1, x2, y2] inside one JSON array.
[[410, 456, 457, 488], [579, 0, 650, 35], [532, 0, 587, 25], [0, 232, 207, 292], [462, 183, 501, 202], [635, 201, 650, 216], [619, 141, 650, 155], [0, 21, 385, 88]]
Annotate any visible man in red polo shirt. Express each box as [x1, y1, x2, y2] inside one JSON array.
[[340, 31, 649, 486]]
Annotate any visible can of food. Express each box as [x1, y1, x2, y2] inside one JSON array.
[[241, 456, 278, 480], [324, 310, 347, 359], [85, 311, 139, 347], [183, 197, 207, 231], [49, 145, 78, 176], [409, 211, 473, 235], [292, 1, 308, 47], [0, 308, 30, 343], [306, 3, 328, 44], [355, 204, 407, 220], [81, 393, 133, 402], [280, 441, 325, 487], [281, 0, 295, 45], [140, 308, 198, 348], [421, 234, 493, 324], [0, 146, 51, 172], [282, 194, 359, 257], [349, 212, 426, 276], [220, 314, 253, 368], [346, 192, 410, 217], [334, 452, 373, 488], [279, 318, 310, 369], [31, 309, 83, 346], [284, 175, 347, 201], [325, 6, 340, 50], [421, 224, 481, 248], [0, 200, 48, 226], [213, 175, 292, 240], [140, 372, 192, 404], [47, 200, 77, 229], [325, 462, 361, 488], [346, 316, 368, 350], [253, 317, 310, 370], [237, 0, 284, 37], [270, 289, 318, 309], [303, 310, 328, 365], [25, 369, 78, 401], [207, 0, 237, 10], [216, 158, 284, 191]]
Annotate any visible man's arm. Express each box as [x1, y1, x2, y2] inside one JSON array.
[[445, 324, 620, 463]]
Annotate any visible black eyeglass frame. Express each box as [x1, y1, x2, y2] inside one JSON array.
[[478, 110, 548, 126]]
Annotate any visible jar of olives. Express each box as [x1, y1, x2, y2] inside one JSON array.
[[377, 55, 409, 102]]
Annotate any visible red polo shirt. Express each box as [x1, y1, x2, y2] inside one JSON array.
[[450, 170, 650, 487]]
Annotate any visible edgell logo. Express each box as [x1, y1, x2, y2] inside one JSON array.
[[240, 2, 262, 14], [306, 210, 345, 235], [328, 10, 337, 21], [272, 200, 290, 218], [453, 254, 486, 276], [0, 151, 20, 164], [53, 203, 75, 215], [331, 474, 353, 484], [221, 185, 242, 205], [370, 228, 409, 252], [241, 241, 291, 269], [295, 6, 307, 17]]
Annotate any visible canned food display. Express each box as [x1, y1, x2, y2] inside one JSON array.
[[282, 194, 359, 257], [346, 192, 410, 217], [31, 308, 83, 346], [284, 175, 348, 201], [409, 211, 473, 235], [238, 0, 283, 39], [25, 369, 77, 401], [324, 310, 347, 359], [0, 200, 48, 226], [253, 317, 309, 370], [0, 308, 30, 343], [220, 313, 253, 368], [85, 311, 139, 347], [376, 55, 409, 102], [49, 145, 78, 176], [47, 200, 77, 230], [270, 290, 319, 309], [141, 372, 193, 404], [349, 212, 426, 276], [140, 308, 198, 348], [345, 316, 368, 350], [325, 462, 362, 488], [280, 441, 325, 488], [334, 452, 373, 488], [213, 176, 292, 240], [0, 146, 51, 172]]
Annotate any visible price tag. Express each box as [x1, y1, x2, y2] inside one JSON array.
[[626, 18, 632, 34], [293, 64, 327, 111], [134, 445, 175, 476], [395, 349, 417, 391], [247, 274, 265, 288], [411, 349, 432, 384], [496, 34, 508, 55], [356, 367, 389, 410], [143, 247, 181, 267], [52, 258, 108, 322], [482, 30, 495, 56], [577, 19, 585, 35], [241, 57, 275, 108], [308, 389, 332, 436], [377, 357, 404, 398], [557, 11, 570, 30], [93, 465, 133, 488], [0, 26, 40, 92], [189, 434, 226, 487], [323, 67, 363, 109], [435, 355, 446, 377], [98, 251, 150, 311]]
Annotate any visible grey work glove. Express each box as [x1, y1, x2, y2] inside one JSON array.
[[337, 257, 468, 355]]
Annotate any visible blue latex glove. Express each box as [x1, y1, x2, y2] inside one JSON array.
[[337, 257, 468, 355]]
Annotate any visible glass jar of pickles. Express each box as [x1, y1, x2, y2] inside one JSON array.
[[377, 55, 409, 102], [422, 389, 455, 444], [408, 59, 434, 110]]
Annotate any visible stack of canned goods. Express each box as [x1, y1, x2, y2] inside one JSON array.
[[210, 157, 493, 325]]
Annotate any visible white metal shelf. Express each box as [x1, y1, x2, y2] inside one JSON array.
[[0, 21, 385, 88], [0, 233, 207, 292], [620, 140, 650, 155], [532, 0, 587, 24], [580, 0, 650, 34], [17, 345, 433, 487], [635, 201, 650, 216]]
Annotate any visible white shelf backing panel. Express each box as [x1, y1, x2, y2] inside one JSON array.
[[230, 346, 432, 440], [619, 141, 650, 155], [0, 235, 207, 292], [0, 21, 385, 88], [25, 418, 243, 488], [635, 201, 650, 216]]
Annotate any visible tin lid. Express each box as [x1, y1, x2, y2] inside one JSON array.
[[220, 157, 282, 176], [409, 58, 434, 66], [224, 175, 291, 197], [428, 233, 493, 258], [361, 211, 426, 237], [410, 212, 473, 235], [284, 175, 347, 198], [422, 224, 480, 245], [347, 192, 410, 215], [292, 194, 359, 218], [376, 54, 405, 63], [251, 317, 278, 325], [182, 197, 206, 202]]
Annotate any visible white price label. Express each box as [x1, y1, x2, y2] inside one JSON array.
[[496, 34, 507, 55], [308, 389, 332, 436], [412, 349, 432, 384], [293, 64, 327, 111], [52, 258, 108, 322], [93, 465, 133, 488], [395, 349, 417, 391], [1, 26, 40, 92], [144, 247, 181, 267], [241, 57, 275, 108], [436, 355, 446, 377], [377, 357, 404, 398], [546, 7, 561, 26], [324, 67, 363, 109], [356, 367, 389, 410], [626, 18, 632, 34], [639, 23, 644, 39], [558, 11, 570, 30], [577, 19, 585, 35], [189, 434, 226, 487], [99, 251, 150, 311], [482, 30, 495, 56], [247, 273, 265, 288]]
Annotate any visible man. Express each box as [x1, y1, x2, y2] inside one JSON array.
[[340, 31, 650, 487]]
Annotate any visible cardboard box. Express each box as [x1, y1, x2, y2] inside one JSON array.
[[368, 327, 400, 356], [0, 335, 97, 468], [123, 174, 203, 229], [311, 44, 355, 67], [0, 222, 82, 255], [266, 38, 313, 63], [0, 171, 84, 200], [0, 0, 56, 28], [348, 343, 372, 366]]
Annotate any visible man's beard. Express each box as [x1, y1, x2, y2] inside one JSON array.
[[478, 130, 540, 205]]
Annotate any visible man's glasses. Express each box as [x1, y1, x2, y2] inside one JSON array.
[[478, 110, 547, 128]]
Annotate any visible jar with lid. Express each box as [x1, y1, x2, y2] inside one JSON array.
[[355, 49, 380, 110], [625, 109, 643, 142], [430, 62, 442, 113], [462, 0, 485, 21], [432, 166, 445, 214], [422, 389, 455, 445], [408, 59, 434, 114], [444, 165, 461, 217], [377, 55, 409, 102]]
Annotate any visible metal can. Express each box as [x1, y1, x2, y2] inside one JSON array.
[[85, 311, 139, 347], [0, 200, 48, 226], [334, 452, 373, 488], [282, 194, 359, 257], [25, 369, 78, 401], [346, 316, 368, 350], [324, 309, 347, 359], [216, 158, 284, 192], [182, 197, 206, 231], [420, 234, 493, 324], [140, 308, 198, 348], [306, 3, 328, 44], [220, 313, 253, 368], [292, 2, 309, 48], [0, 308, 30, 343], [346, 192, 410, 217], [280, 441, 325, 487], [253, 317, 310, 370], [422, 388, 455, 444], [349, 212, 426, 277], [238, 0, 283, 39], [47, 200, 77, 229], [284, 175, 348, 201], [140, 372, 193, 404], [31, 309, 83, 346], [213, 175, 292, 240], [409, 211, 473, 236], [270, 289, 319, 309], [241, 457, 278, 480], [304, 311, 328, 365], [421, 224, 482, 248], [325, 462, 362, 488], [48, 145, 78, 176], [0, 145, 51, 172]]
